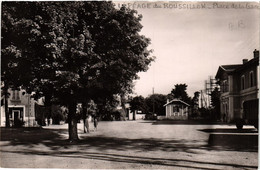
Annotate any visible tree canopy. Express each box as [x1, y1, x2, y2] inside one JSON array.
[[145, 94, 167, 116], [129, 95, 147, 113], [1, 2, 154, 139], [129, 94, 167, 116], [171, 84, 192, 104], [210, 87, 221, 119]]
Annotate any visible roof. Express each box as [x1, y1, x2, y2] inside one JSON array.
[[216, 50, 259, 79], [164, 99, 190, 107], [221, 64, 242, 71], [234, 56, 259, 72], [215, 64, 242, 79], [216, 56, 259, 79]]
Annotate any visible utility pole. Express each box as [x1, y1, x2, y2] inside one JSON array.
[[152, 87, 155, 115], [28, 93, 30, 127]]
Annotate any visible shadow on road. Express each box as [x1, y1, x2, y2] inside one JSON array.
[[1, 127, 258, 153], [2, 149, 258, 170], [151, 120, 231, 125], [0, 127, 69, 147], [199, 128, 258, 133], [199, 128, 258, 152], [0, 127, 258, 169], [0, 127, 205, 153]]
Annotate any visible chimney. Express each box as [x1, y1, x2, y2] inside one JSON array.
[[167, 99, 169, 103], [242, 59, 248, 64], [253, 49, 259, 58]]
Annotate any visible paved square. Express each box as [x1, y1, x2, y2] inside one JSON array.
[[0, 120, 258, 169]]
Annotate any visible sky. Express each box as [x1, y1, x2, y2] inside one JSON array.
[[116, 1, 260, 97]]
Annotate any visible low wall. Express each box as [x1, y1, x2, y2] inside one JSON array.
[[136, 114, 145, 120], [208, 133, 258, 151], [157, 116, 166, 120], [157, 115, 188, 120]]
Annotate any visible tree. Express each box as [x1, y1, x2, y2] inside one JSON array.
[[2, 2, 87, 138], [1, 2, 153, 140], [145, 94, 167, 116], [191, 91, 200, 108], [51, 105, 67, 125], [166, 93, 174, 101], [95, 96, 120, 121], [210, 87, 221, 120], [171, 84, 192, 104], [130, 96, 147, 114], [191, 91, 200, 117], [1, 2, 38, 127]]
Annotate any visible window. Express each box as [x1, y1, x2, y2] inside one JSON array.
[[249, 71, 254, 87], [16, 90, 20, 100], [172, 106, 176, 112], [223, 80, 228, 92], [11, 90, 20, 100], [12, 90, 15, 99], [220, 80, 228, 92], [172, 106, 179, 113], [241, 75, 245, 90]]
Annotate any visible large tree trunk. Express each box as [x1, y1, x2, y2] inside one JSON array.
[[44, 95, 52, 125], [83, 118, 86, 133], [133, 110, 136, 120], [68, 102, 79, 141], [3, 86, 10, 128], [82, 102, 87, 133], [120, 94, 126, 120]]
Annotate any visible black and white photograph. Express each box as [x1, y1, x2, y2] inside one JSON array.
[[1, 1, 259, 169]]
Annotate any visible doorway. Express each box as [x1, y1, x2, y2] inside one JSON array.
[[9, 107, 24, 127]]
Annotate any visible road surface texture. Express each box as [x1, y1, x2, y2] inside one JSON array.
[[0, 120, 258, 169]]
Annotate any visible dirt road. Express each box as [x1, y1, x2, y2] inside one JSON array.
[[0, 120, 258, 169]]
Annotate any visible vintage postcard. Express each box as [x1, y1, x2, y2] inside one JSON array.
[[1, 1, 259, 169]]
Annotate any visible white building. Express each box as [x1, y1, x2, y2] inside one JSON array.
[[158, 99, 189, 120], [1, 89, 38, 127]]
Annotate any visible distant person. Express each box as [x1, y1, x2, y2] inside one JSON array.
[[47, 117, 50, 126], [45, 118, 47, 126], [85, 115, 90, 133], [94, 116, 98, 131]]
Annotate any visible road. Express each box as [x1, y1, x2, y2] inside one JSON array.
[[0, 120, 258, 169]]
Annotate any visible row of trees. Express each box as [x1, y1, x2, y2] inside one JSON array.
[[129, 94, 166, 117], [129, 84, 221, 120], [1, 2, 154, 141], [130, 84, 200, 117]]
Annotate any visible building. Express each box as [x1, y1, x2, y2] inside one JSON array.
[[158, 99, 189, 120], [1, 89, 38, 127], [124, 103, 145, 120], [215, 49, 259, 123]]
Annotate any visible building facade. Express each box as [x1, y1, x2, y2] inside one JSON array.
[[158, 99, 189, 120], [215, 50, 259, 123], [1, 89, 37, 127]]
